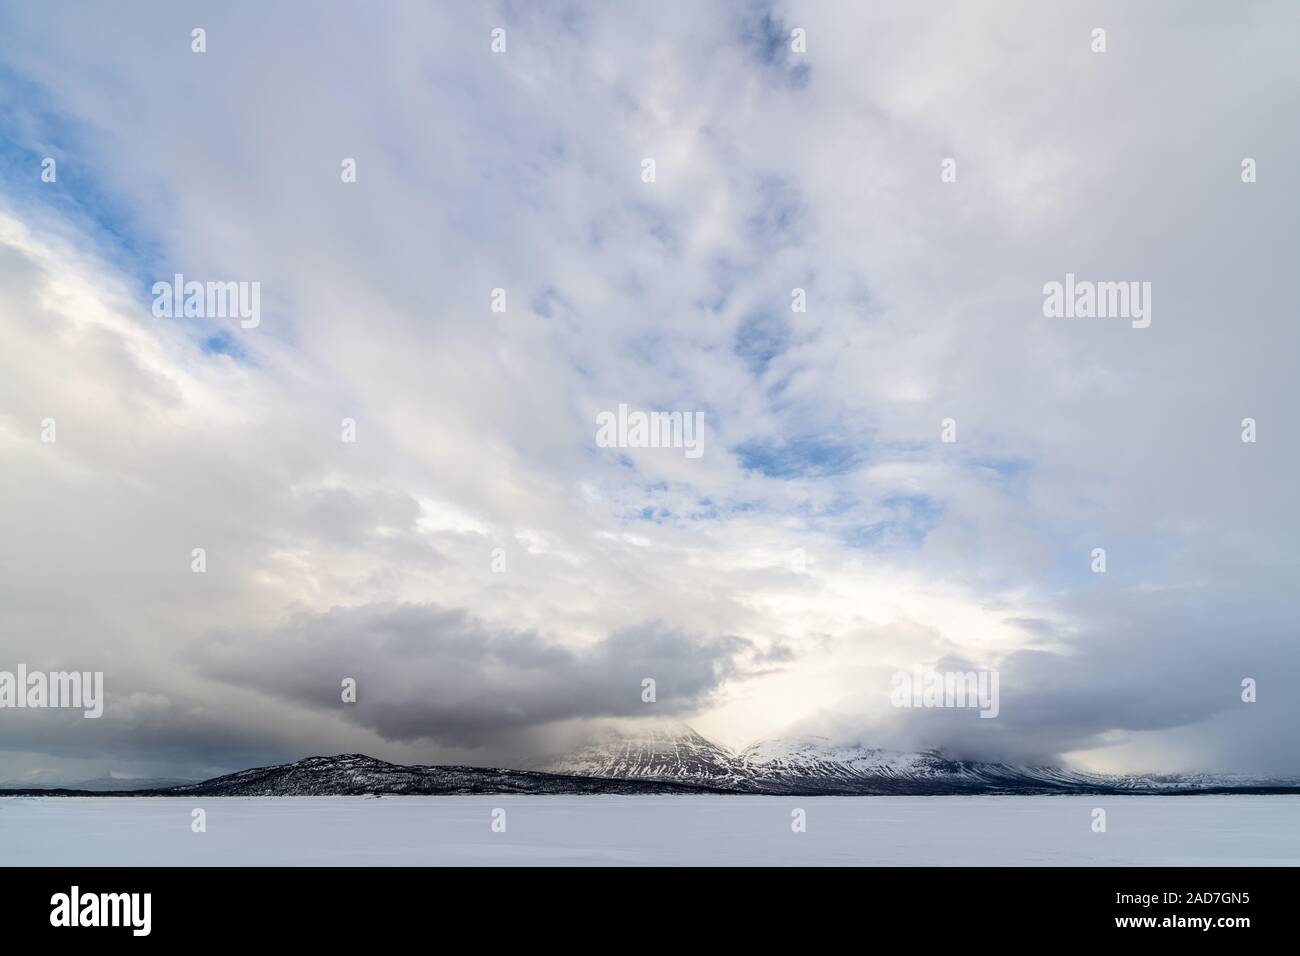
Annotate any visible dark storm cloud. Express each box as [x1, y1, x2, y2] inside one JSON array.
[[0, 685, 320, 779], [194, 604, 754, 745]]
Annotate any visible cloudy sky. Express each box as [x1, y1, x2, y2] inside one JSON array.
[[0, 1, 1297, 783]]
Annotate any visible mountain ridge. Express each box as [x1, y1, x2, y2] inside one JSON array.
[[5, 727, 1297, 796], [537, 725, 1300, 795]]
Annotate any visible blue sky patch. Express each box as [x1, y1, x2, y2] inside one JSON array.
[[734, 434, 860, 479]]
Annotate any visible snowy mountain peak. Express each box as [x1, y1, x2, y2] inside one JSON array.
[[543, 726, 1300, 795], [542, 721, 754, 787], [737, 736, 950, 789]]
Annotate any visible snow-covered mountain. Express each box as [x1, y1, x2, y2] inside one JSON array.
[[543, 725, 1300, 795], [540, 725, 1049, 794], [159, 754, 723, 796], [736, 736, 963, 792], [737, 734, 1300, 794], [541, 721, 757, 789], [5, 727, 1296, 797], [734, 736, 1143, 794]]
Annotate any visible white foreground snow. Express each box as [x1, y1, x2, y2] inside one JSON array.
[[3, 795, 1297, 866]]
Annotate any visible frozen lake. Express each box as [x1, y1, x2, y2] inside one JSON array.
[[3, 795, 1298, 866]]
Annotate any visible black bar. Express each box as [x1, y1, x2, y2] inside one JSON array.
[[0, 866, 1281, 940]]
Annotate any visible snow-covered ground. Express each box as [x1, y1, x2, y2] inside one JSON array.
[[3, 795, 1298, 866]]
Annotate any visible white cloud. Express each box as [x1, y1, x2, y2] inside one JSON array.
[[0, 1, 1296, 779]]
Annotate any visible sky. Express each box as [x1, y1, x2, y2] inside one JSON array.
[[0, 1, 1297, 783]]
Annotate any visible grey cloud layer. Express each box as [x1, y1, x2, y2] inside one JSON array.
[[196, 605, 753, 745]]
